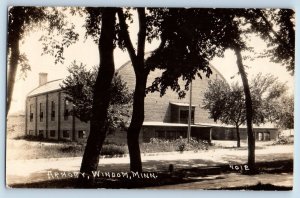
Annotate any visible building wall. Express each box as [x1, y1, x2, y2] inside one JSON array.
[[7, 114, 25, 138], [211, 127, 279, 141], [47, 91, 60, 140], [73, 117, 90, 142], [26, 90, 90, 142], [36, 94, 47, 138], [26, 97, 37, 136], [117, 62, 225, 124], [59, 92, 73, 140], [140, 125, 212, 143]]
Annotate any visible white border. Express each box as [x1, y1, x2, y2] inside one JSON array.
[[0, 1, 298, 198]]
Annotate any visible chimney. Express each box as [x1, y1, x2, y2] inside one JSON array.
[[39, 73, 48, 86]]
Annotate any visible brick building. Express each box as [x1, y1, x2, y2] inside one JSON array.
[[25, 73, 89, 142], [25, 61, 279, 143]]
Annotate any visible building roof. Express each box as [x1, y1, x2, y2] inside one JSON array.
[[170, 102, 196, 107], [143, 121, 210, 128], [197, 122, 277, 129], [27, 79, 63, 97]]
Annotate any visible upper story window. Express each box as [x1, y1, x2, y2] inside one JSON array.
[[51, 101, 55, 121], [29, 104, 33, 122], [39, 103, 44, 122], [179, 109, 194, 124], [170, 102, 195, 124], [64, 98, 69, 120]]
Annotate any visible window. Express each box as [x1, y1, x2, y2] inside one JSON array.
[[51, 101, 55, 121], [64, 99, 69, 120], [64, 110, 69, 120], [78, 130, 86, 139], [50, 130, 56, 137], [29, 104, 33, 122], [264, 132, 270, 141], [258, 132, 263, 141], [63, 130, 70, 138], [39, 103, 43, 122], [179, 110, 194, 124], [38, 130, 44, 138]]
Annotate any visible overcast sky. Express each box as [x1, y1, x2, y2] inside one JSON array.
[[9, 8, 294, 114]]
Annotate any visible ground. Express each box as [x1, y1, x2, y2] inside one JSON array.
[[6, 138, 293, 189]]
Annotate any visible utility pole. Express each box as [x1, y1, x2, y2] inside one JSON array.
[[187, 81, 192, 143]]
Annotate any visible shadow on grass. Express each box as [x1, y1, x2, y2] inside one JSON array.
[[220, 183, 292, 191]]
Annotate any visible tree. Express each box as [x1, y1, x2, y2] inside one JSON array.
[[69, 8, 117, 184], [276, 95, 294, 130], [31, 7, 294, 176], [61, 61, 132, 131], [265, 94, 294, 130], [203, 80, 245, 147], [203, 74, 288, 147], [117, 8, 147, 172], [7, 7, 46, 115], [144, 8, 258, 170], [117, 8, 236, 172], [7, 7, 70, 115], [246, 9, 295, 74], [117, 8, 294, 173], [38, 8, 119, 182]]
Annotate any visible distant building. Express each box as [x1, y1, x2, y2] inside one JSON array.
[[25, 62, 279, 143], [25, 73, 89, 142], [7, 112, 25, 138], [116, 60, 279, 143]]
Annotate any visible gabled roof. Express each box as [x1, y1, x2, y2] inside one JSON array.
[[27, 79, 63, 97]]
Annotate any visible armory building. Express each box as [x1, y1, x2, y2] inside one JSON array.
[[25, 61, 279, 143]]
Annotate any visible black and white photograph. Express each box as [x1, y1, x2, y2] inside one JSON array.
[[6, 7, 295, 189]]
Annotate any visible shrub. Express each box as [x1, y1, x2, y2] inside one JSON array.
[[272, 136, 294, 145], [59, 145, 83, 153], [174, 138, 209, 152], [100, 144, 127, 156], [141, 137, 210, 153]]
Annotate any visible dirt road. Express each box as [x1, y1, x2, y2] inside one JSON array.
[[6, 144, 293, 187]]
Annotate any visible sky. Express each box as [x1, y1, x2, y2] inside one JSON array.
[[8, 8, 294, 114]]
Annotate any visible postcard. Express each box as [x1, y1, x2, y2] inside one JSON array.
[[6, 7, 294, 190]]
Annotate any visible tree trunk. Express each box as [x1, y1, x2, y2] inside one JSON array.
[[127, 71, 147, 172], [117, 8, 147, 173], [234, 47, 256, 172], [78, 8, 116, 186], [236, 125, 241, 148], [7, 35, 20, 116]]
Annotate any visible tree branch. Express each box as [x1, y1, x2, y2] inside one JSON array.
[[137, 8, 146, 60], [254, 9, 293, 55], [117, 8, 136, 62]]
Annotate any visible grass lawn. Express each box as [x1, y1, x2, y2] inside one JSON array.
[[7, 136, 212, 160], [7, 135, 293, 160]]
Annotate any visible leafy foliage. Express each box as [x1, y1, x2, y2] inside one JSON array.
[[145, 8, 249, 98], [203, 73, 288, 127], [141, 138, 209, 153], [203, 79, 246, 127], [269, 95, 294, 129], [244, 9, 295, 74], [61, 61, 133, 132], [272, 135, 294, 145]]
